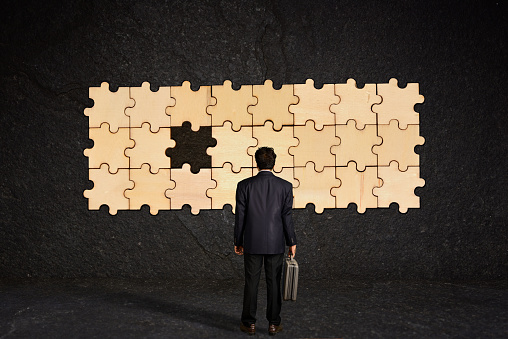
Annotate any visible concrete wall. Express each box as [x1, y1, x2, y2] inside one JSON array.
[[1, 0, 506, 280]]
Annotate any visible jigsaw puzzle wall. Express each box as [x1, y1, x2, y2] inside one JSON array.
[[1, 0, 506, 281], [84, 79, 425, 215]]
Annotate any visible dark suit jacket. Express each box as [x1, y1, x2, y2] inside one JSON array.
[[234, 171, 297, 254]]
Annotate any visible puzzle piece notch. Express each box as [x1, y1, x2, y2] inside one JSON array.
[[207, 163, 253, 213], [83, 123, 134, 173], [125, 123, 175, 173], [289, 120, 340, 172], [373, 161, 425, 213], [248, 80, 298, 130], [164, 163, 215, 215], [124, 164, 174, 215], [331, 78, 381, 129], [166, 81, 215, 132], [331, 163, 381, 213], [207, 80, 256, 131], [331, 119, 382, 171], [373, 120, 425, 171], [84, 82, 134, 132], [125, 82, 175, 132], [373, 78, 424, 128], [83, 164, 134, 215], [289, 79, 340, 130], [248, 121, 299, 173], [207, 121, 256, 172], [293, 162, 341, 214]]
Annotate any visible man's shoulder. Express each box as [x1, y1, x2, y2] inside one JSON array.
[[272, 174, 293, 188], [238, 172, 292, 188]]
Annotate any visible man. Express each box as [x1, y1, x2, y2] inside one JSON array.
[[234, 147, 297, 336]]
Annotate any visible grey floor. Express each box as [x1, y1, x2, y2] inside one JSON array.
[[0, 279, 506, 338]]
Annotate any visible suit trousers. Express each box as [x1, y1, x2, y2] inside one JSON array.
[[241, 253, 284, 326]]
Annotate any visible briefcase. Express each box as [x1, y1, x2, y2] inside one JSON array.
[[283, 257, 298, 301]]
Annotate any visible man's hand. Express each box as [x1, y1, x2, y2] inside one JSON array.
[[288, 245, 296, 258], [235, 245, 244, 255]]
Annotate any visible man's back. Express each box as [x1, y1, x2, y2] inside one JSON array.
[[234, 147, 296, 335], [234, 171, 296, 254]]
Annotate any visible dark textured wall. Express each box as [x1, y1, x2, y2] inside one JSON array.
[[1, 0, 506, 281]]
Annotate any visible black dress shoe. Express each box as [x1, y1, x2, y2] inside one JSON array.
[[269, 324, 283, 335], [240, 323, 255, 335]]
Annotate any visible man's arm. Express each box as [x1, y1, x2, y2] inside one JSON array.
[[234, 181, 246, 253], [282, 184, 297, 250]]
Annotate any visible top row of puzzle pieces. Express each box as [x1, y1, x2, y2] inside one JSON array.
[[84, 78, 424, 132]]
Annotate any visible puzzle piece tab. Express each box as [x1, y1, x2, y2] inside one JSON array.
[[289, 79, 339, 129], [331, 79, 381, 129], [125, 164, 173, 215], [373, 162, 425, 213], [125, 82, 175, 132], [293, 163, 341, 214], [248, 121, 298, 173], [249, 80, 298, 130], [373, 120, 424, 171], [207, 163, 253, 213], [207, 80, 256, 131], [166, 81, 214, 131], [332, 163, 380, 213], [373, 78, 424, 128], [125, 123, 175, 172], [332, 120, 381, 171], [84, 124, 134, 173], [83, 164, 133, 215], [207, 122, 256, 172], [84, 82, 133, 132], [290, 121, 340, 172], [164, 164, 215, 215]]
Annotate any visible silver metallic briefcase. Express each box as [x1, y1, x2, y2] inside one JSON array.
[[283, 256, 299, 301]]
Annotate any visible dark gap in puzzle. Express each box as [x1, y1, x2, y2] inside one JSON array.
[[166, 121, 217, 174]]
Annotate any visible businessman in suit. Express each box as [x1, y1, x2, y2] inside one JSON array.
[[234, 147, 297, 336]]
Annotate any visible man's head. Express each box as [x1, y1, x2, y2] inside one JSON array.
[[255, 147, 276, 170]]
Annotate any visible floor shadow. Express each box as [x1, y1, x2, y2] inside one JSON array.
[[88, 287, 239, 332]]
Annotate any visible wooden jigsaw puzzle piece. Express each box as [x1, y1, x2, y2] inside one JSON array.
[[373, 120, 424, 171], [124, 164, 174, 215], [289, 121, 340, 172], [207, 163, 253, 213], [125, 123, 175, 172], [83, 123, 134, 173], [331, 78, 381, 129], [293, 163, 341, 214], [331, 120, 382, 171], [248, 80, 298, 130], [206, 80, 256, 131], [207, 121, 256, 172], [248, 121, 298, 173], [373, 161, 425, 213], [84, 82, 133, 132], [373, 78, 424, 128], [166, 81, 215, 132], [331, 163, 381, 213], [165, 164, 215, 215], [289, 79, 339, 130], [83, 164, 134, 215], [125, 82, 175, 132]]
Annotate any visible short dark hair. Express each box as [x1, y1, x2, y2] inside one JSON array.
[[255, 147, 276, 170]]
